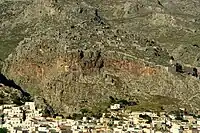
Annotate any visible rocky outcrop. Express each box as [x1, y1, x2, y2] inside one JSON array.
[[1, 0, 200, 116]]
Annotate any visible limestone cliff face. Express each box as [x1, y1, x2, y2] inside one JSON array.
[[3, 42, 200, 115], [2, 42, 160, 114], [1, 0, 200, 115]]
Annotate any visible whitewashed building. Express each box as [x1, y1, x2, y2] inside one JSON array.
[[110, 104, 121, 110]]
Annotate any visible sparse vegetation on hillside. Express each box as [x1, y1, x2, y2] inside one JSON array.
[[1, 0, 200, 116]]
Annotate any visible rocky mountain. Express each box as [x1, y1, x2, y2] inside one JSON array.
[[1, 0, 200, 116]]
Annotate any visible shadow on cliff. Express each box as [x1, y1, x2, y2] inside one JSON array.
[[0, 73, 31, 98], [0, 74, 55, 115]]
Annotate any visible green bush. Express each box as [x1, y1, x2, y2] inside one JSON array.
[[80, 108, 90, 115], [0, 128, 8, 133], [72, 113, 83, 120]]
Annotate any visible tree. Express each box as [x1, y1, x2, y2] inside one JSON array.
[[0, 128, 8, 133], [92, 112, 102, 119], [117, 99, 129, 105], [175, 63, 183, 73], [0, 114, 5, 124], [12, 95, 23, 106], [80, 108, 89, 115], [139, 114, 152, 122], [72, 113, 83, 120], [22, 110, 26, 121], [109, 96, 116, 103]]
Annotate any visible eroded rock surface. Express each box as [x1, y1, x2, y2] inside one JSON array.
[[1, 0, 200, 115]]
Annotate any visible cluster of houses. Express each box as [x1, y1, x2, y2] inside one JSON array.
[[0, 102, 68, 133], [70, 104, 200, 133], [2, 102, 200, 132]]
